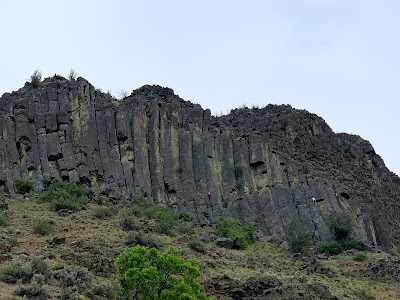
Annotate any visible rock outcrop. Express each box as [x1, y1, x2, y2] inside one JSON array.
[[204, 275, 336, 300], [1, 76, 399, 248]]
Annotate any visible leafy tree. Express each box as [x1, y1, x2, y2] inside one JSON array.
[[329, 213, 352, 241], [215, 217, 256, 250], [40, 180, 89, 211], [15, 178, 34, 194], [115, 246, 212, 300], [319, 213, 365, 255], [287, 220, 311, 255]]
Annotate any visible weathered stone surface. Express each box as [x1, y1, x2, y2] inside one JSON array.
[[204, 274, 336, 300], [215, 237, 235, 249], [361, 258, 400, 282], [51, 235, 66, 245], [0, 76, 400, 248]]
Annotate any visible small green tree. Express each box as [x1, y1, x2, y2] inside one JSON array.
[[330, 213, 352, 241], [15, 178, 35, 194], [319, 213, 365, 255], [40, 180, 88, 212], [115, 246, 212, 300], [155, 207, 177, 235], [215, 217, 256, 250], [287, 220, 311, 255], [33, 219, 55, 236]]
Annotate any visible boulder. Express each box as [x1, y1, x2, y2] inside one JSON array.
[[215, 237, 234, 249]]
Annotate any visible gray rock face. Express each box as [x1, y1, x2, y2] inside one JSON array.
[[215, 238, 235, 249], [1, 76, 400, 248]]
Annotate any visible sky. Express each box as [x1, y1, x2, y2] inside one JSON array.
[[0, 0, 399, 176]]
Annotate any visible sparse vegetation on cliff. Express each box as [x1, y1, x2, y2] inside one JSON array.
[[330, 213, 353, 240], [319, 213, 366, 255], [215, 217, 256, 250], [14, 178, 34, 195], [29, 69, 42, 88], [287, 220, 311, 255], [68, 68, 77, 80]]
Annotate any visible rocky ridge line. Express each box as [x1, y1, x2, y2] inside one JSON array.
[[0, 76, 399, 248]]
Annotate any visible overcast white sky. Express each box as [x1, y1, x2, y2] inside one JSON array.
[[1, 1, 399, 176]]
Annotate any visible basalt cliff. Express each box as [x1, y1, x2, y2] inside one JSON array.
[[1, 76, 399, 249]]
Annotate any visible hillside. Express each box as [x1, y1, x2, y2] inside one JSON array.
[[1, 191, 400, 299], [0, 74, 400, 299]]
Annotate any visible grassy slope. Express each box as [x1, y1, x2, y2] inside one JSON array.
[[0, 195, 399, 300]]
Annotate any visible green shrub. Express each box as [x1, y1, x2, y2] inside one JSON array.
[[320, 213, 365, 255], [155, 207, 177, 235], [50, 262, 65, 272], [155, 221, 174, 235], [301, 161, 311, 174], [7, 236, 19, 246], [178, 211, 193, 222], [14, 274, 48, 298], [15, 178, 34, 194], [156, 207, 176, 222], [120, 215, 137, 231], [341, 239, 365, 251], [59, 287, 80, 300], [115, 246, 212, 300], [92, 205, 118, 220], [188, 237, 207, 254], [319, 239, 366, 255], [40, 180, 88, 212], [353, 252, 368, 261], [125, 232, 162, 249], [329, 213, 352, 241], [319, 240, 343, 255], [176, 223, 195, 236], [287, 220, 311, 255], [0, 214, 10, 227], [53, 264, 93, 291], [353, 288, 375, 300], [53, 265, 95, 299], [0, 260, 30, 283], [29, 255, 50, 279], [33, 219, 55, 236], [130, 196, 157, 219], [86, 282, 115, 299], [215, 217, 256, 250]]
